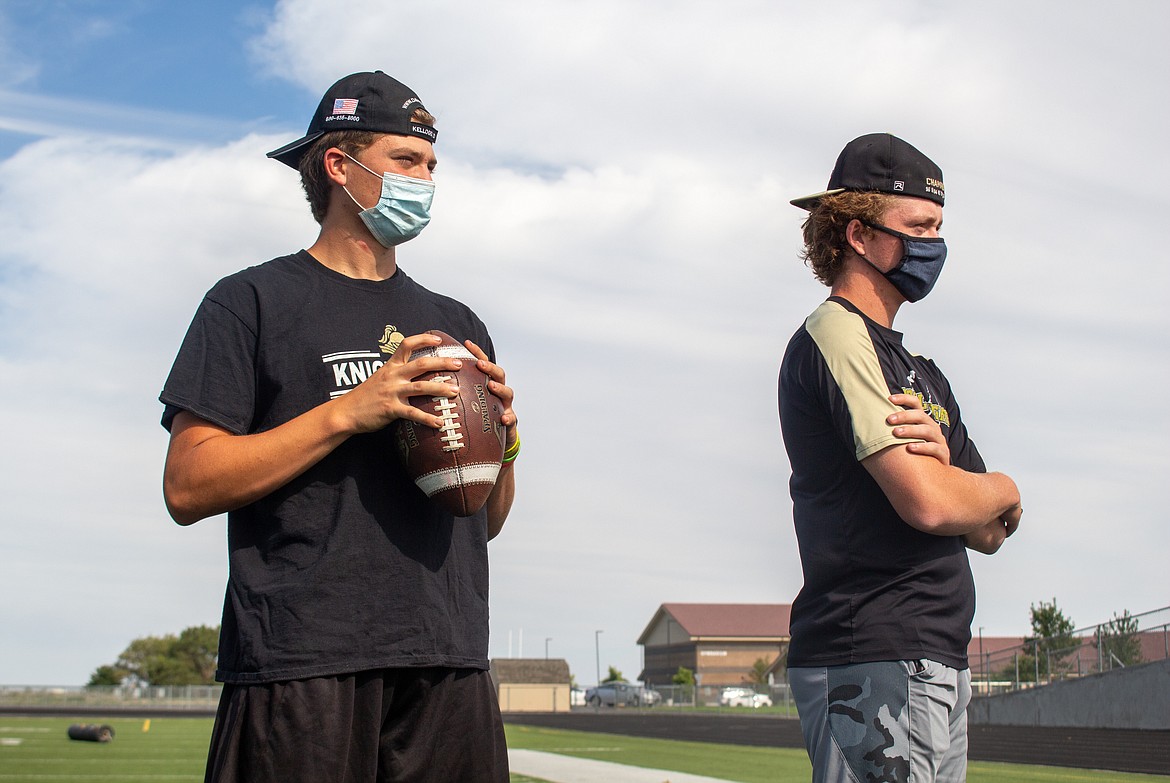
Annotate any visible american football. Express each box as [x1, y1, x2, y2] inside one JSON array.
[[393, 331, 507, 517]]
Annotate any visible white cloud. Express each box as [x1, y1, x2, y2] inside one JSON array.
[[245, 0, 1170, 683], [0, 88, 256, 146], [2, 0, 1169, 686]]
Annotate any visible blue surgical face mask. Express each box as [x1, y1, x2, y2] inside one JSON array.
[[342, 153, 435, 248], [861, 220, 947, 302]]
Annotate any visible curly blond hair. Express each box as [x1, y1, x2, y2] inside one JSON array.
[[799, 191, 893, 286]]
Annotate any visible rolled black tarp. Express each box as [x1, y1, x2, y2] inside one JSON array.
[[67, 724, 115, 743]]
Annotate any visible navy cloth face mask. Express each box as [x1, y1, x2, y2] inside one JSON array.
[[862, 220, 947, 302]]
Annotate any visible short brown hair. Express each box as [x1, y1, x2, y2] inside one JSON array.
[[297, 108, 437, 224], [799, 191, 894, 286]]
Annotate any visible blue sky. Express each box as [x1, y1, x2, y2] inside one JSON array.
[[0, 0, 302, 157], [2, 0, 1168, 688]]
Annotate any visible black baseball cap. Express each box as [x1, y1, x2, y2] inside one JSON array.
[[267, 71, 438, 169], [790, 133, 944, 210]]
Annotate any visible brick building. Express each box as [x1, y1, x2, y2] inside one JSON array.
[[637, 603, 791, 688]]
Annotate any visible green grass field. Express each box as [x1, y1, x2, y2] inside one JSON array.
[[504, 724, 1169, 783], [0, 716, 1163, 782], [0, 716, 208, 781]]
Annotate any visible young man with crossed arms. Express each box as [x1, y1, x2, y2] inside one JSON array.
[[778, 133, 1022, 782]]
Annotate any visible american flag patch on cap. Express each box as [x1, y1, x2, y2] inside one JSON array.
[[332, 99, 359, 115]]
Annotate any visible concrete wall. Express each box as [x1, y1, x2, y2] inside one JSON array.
[[498, 683, 571, 713], [968, 657, 1170, 729]]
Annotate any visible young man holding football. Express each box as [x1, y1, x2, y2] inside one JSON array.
[[160, 71, 517, 782], [778, 133, 1022, 782]]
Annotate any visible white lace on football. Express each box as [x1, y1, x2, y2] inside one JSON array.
[[412, 345, 477, 361], [430, 375, 464, 452]]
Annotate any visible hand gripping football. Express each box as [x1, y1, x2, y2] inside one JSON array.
[[393, 331, 507, 517]]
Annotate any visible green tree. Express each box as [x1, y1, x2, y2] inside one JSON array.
[[1094, 610, 1143, 668], [173, 625, 220, 683], [117, 635, 178, 684], [1022, 599, 1077, 681], [86, 665, 126, 687], [87, 625, 220, 687], [602, 665, 626, 683], [747, 657, 771, 686], [670, 666, 696, 706]]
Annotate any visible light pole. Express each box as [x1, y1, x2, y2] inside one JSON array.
[[545, 637, 552, 660], [595, 630, 604, 685], [978, 626, 985, 695]]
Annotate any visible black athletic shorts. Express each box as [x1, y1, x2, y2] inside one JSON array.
[[204, 667, 508, 783]]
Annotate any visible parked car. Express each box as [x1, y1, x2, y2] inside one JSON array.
[[719, 686, 773, 708], [584, 682, 662, 707], [570, 686, 587, 707]]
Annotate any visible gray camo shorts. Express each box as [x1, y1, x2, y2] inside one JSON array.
[[789, 659, 972, 783]]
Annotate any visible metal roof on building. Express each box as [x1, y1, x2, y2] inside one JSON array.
[[638, 603, 792, 644], [490, 658, 571, 684]]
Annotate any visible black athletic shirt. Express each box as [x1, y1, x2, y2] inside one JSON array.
[[160, 251, 496, 683], [778, 297, 983, 670]]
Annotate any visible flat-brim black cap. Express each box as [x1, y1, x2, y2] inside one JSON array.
[[790, 133, 944, 210], [267, 71, 438, 169]]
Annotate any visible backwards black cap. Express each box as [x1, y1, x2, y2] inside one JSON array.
[[790, 133, 944, 210], [267, 71, 437, 169]]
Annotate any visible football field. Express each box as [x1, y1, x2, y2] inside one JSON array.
[[0, 716, 1164, 782], [505, 724, 1169, 783]]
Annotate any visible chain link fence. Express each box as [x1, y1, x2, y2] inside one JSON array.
[[8, 608, 1165, 713], [0, 684, 221, 711], [631, 682, 796, 715], [971, 607, 1170, 697]]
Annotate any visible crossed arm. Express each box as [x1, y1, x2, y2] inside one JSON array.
[[862, 393, 1021, 554], [163, 333, 518, 539]]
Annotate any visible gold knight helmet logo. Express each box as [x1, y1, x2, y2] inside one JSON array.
[[378, 325, 405, 356]]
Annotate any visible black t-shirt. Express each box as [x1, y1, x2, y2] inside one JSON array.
[[778, 297, 983, 670], [160, 251, 496, 683]]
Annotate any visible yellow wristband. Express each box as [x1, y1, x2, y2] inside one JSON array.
[[502, 432, 521, 463]]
